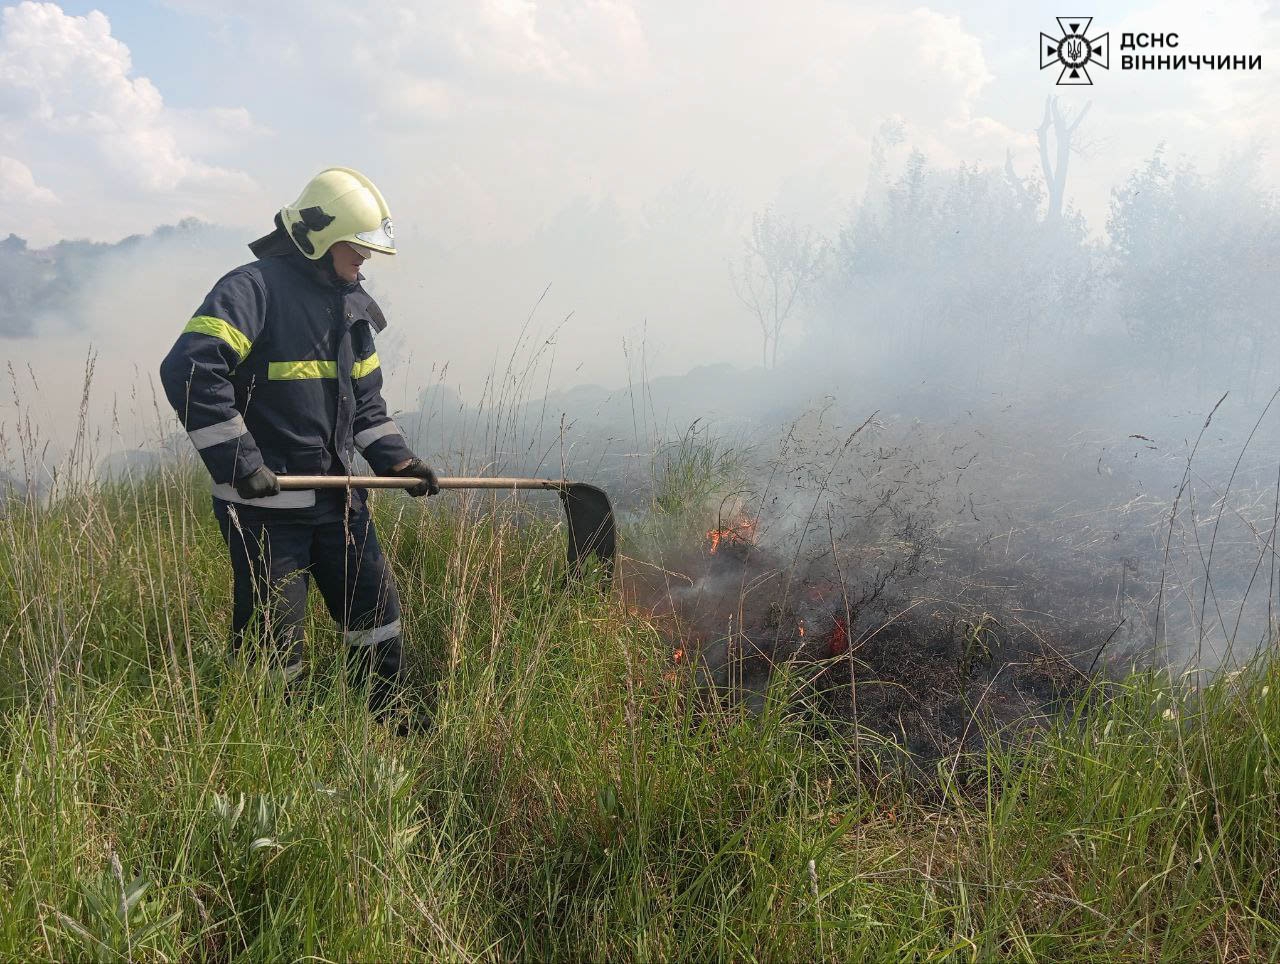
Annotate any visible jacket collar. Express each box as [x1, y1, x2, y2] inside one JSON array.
[[250, 217, 358, 295], [284, 247, 355, 293], [248, 218, 383, 330]]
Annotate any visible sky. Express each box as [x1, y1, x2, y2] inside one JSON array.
[[1, 0, 1278, 443], [2, 0, 1276, 244]]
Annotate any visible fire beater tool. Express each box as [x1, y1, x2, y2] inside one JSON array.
[[277, 475, 616, 578]]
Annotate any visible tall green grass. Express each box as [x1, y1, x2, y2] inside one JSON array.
[[1, 464, 1277, 960]]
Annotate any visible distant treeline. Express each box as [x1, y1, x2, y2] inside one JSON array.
[[807, 145, 1280, 398], [0, 218, 232, 338]]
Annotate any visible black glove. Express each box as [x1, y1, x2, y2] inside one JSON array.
[[234, 465, 280, 500], [392, 458, 440, 497]]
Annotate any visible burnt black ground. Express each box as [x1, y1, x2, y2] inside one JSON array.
[[627, 525, 1131, 759]]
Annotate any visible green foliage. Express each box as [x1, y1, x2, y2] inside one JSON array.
[[1, 470, 1279, 959], [1108, 147, 1280, 394], [626, 421, 750, 570], [53, 856, 181, 962], [830, 150, 1098, 352], [651, 420, 746, 518]]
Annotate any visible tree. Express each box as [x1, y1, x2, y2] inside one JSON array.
[[1038, 95, 1091, 224], [826, 150, 1096, 356], [730, 209, 829, 368], [1107, 146, 1280, 396]]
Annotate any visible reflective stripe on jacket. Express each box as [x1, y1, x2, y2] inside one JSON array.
[[159, 248, 415, 507]]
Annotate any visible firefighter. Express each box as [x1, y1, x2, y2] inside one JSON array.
[[160, 167, 437, 731]]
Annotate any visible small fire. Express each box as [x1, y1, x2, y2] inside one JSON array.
[[797, 619, 806, 638], [672, 647, 685, 664], [706, 518, 758, 555], [827, 616, 849, 657]]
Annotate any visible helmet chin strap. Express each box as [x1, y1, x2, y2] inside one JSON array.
[[248, 216, 356, 289], [291, 243, 351, 289], [318, 250, 352, 288]]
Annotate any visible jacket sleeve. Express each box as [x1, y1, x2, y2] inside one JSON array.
[[159, 269, 268, 484], [350, 328, 416, 475]]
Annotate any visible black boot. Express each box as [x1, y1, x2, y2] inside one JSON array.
[[347, 634, 432, 735]]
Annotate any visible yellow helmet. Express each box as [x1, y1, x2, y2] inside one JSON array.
[[280, 167, 396, 260]]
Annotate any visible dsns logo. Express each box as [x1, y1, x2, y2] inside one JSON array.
[[1041, 17, 1110, 85]]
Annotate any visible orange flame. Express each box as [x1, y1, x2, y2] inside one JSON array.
[[672, 647, 685, 664], [828, 617, 849, 657], [706, 518, 758, 555]]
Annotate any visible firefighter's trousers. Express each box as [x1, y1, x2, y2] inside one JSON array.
[[214, 498, 403, 713]]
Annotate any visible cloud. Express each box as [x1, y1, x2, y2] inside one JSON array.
[[134, 0, 1025, 394], [169, 0, 651, 96], [457, 0, 649, 87], [146, 1, 1014, 222], [0, 1, 262, 241], [0, 154, 56, 204]]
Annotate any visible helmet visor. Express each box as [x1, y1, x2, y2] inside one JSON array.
[[353, 216, 395, 253]]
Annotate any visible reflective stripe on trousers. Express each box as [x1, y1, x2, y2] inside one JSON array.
[[346, 619, 401, 648], [213, 498, 404, 712]]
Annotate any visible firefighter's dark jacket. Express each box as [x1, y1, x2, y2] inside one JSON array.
[[159, 232, 416, 509]]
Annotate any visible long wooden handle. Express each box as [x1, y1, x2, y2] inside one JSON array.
[[277, 475, 570, 492]]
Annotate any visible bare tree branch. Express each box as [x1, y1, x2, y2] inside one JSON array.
[[731, 210, 829, 368], [1038, 95, 1091, 223]]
